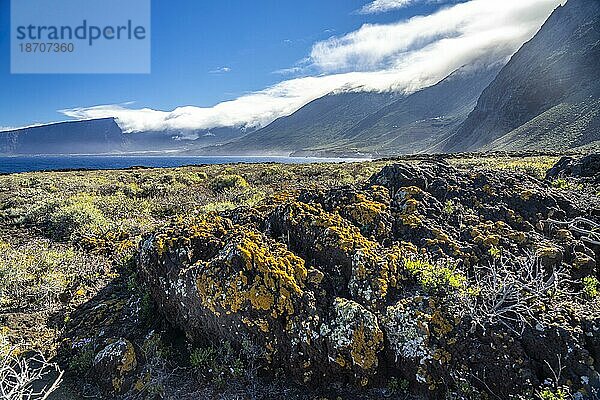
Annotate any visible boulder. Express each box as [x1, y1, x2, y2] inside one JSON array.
[[92, 338, 137, 394], [138, 162, 600, 397], [546, 154, 600, 182]]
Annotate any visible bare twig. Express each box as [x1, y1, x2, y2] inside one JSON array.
[[544, 217, 600, 245], [460, 254, 575, 334], [0, 348, 63, 400]]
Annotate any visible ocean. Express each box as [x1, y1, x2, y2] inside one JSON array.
[[0, 155, 367, 174]]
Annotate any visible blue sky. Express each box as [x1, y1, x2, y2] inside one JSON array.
[[0, 0, 562, 130]]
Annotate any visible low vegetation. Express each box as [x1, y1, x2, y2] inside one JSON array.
[[0, 153, 597, 399]]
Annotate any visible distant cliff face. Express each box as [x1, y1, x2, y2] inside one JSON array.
[[0, 118, 252, 155], [4, 0, 598, 157], [443, 0, 600, 153], [0, 118, 125, 155]]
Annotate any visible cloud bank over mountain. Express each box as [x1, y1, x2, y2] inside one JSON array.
[[61, 0, 564, 133]]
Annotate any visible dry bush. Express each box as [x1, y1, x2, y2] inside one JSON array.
[[0, 349, 63, 400], [459, 254, 577, 334]]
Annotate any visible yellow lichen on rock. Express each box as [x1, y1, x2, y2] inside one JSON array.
[[195, 227, 307, 320], [154, 214, 230, 257], [350, 322, 383, 370], [342, 193, 388, 234]]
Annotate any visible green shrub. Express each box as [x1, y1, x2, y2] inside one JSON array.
[[443, 200, 455, 215], [488, 246, 502, 258], [190, 346, 217, 369], [538, 387, 569, 400], [142, 332, 171, 360], [122, 182, 141, 198], [387, 377, 409, 395], [197, 171, 208, 181], [49, 194, 108, 240], [583, 276, 599, 298], [551, 179, 569, 190], [174, 171, 206, 185], [0, 239, 109, 311], [201, 201, 237, 213], [404, 259, 466, 294], [189, 341, 245, 385], [139, 291, 155, 324], [68, 343, 96, 374], [211, 174, 249, 192]]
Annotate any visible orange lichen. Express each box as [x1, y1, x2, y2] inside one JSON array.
[[350, 322, 383, 370], [194, 226, 308, 321]]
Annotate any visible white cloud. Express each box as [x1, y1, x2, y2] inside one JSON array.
[[209, 67, 231, 74], [359, 0, 415, 14], [357, 0, 465, 14], [313, 0, 563, 73], [60, 75, 359, 132], [61, 0, 564, 133], [272, 66, 303, 75]]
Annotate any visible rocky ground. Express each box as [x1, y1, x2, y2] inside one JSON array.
[[1, 153, 599, 399]]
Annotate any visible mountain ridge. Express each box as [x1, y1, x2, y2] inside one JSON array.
[[442, 0, 600, 153], [3, 0, 599, 157], [0, 118, 252, 155], [202, 91, 403, 156]]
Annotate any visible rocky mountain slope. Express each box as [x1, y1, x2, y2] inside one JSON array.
[[298, 64, 502, 157], [443, 0, 600, 153], [206, 91, 402, 156], [207, 65, 500, 157]]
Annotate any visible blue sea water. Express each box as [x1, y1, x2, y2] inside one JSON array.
[[0, 155, 367, 174]]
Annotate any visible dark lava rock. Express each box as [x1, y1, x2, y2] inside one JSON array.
[[546, 154, 600, 182], [92, 338, 137, 394], [138, 161, 600, 398]]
